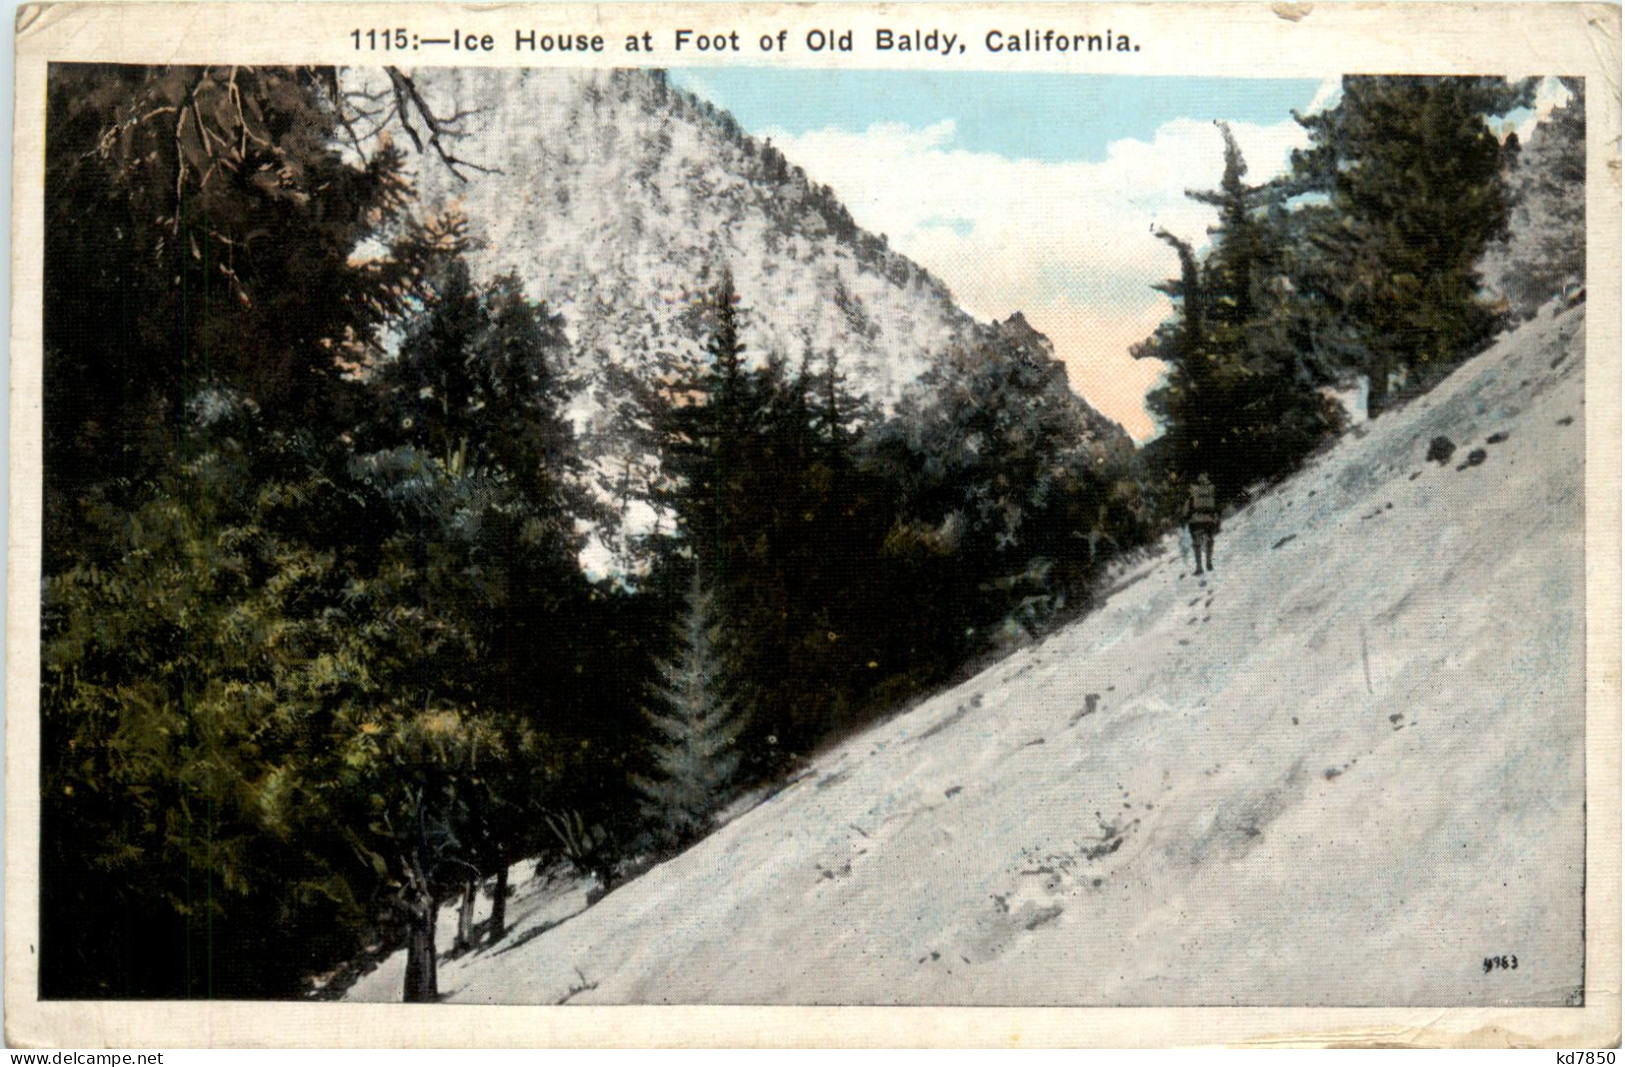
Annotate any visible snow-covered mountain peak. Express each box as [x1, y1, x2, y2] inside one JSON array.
[[350, 66, 1129, 568]]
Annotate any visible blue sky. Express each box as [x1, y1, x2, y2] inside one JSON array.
[[664, 70, 1335, 437], [670, 71, 1324, 163]]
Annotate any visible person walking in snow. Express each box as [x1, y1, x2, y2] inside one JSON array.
[[1186, 472, 1219, 575]]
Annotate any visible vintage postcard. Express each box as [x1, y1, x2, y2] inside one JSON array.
[[7, 0, 1621, 1048]]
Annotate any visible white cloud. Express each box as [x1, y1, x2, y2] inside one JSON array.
[[770, 114, 1311, 439], [1304, 76, 1343, 116]]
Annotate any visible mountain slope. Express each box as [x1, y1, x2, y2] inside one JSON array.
[[394, 68, 968, 399], [356, 67, 1128, 565], [344, 300, 1586, 1007]]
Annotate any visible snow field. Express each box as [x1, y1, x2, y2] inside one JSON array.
[[347, 303, 1587, 1007]]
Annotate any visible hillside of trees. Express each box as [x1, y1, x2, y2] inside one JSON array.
[[39, 66, 1581, 1000], [379, 65, 1136, 576], [1136, 76, 1579, 515]]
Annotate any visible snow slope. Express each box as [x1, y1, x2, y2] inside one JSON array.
[[388, 68, 980, 405], [345, 303, 1587, 1006]]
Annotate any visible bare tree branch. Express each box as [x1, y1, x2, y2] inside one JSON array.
[[383, 67, 501, 183], [173, 69, 210, 228]]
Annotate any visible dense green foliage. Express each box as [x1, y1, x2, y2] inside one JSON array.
[[1135, 124, 1346, 505], [43, 63, 434, 997], [1287, 76, 1532, 415], [1137, 76, 1546, 507]]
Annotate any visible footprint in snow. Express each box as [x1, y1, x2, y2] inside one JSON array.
[[815, 860, 853, 882], [1068, 695, 1100, 727], [1023, 905, 1064, 931]]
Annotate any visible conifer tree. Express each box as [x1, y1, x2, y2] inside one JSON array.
[[41, 64, 612, 1001], [1137, 124, 1342, 504], [866, 322, 1106, 649], [40, 66, 465, 574], [633, 576, 744, 853], [358, 253, 593, 988], [39, 63, 462, 998], [1289, 76, 1532, 414], [653, 270, 755, 582]]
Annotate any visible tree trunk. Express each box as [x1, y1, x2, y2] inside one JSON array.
[[402, 897, 438, 1003], [488, 865, 508, 944], [453, 877, 477, 953], [1366, 354, 1391, 419]]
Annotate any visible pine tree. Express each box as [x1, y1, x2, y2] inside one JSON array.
[[865, 320, 1105, 650], [358, 253, 594, 991], [633, 576, 744, 854], [652, 270, 756, 580], [1289, 76, 1532, 414], [41, 66, 448, 574], [41, 65, 609, 1000], [1137, 124, 1343, 505], [1137, 226, 1221, 485], [39, 63, 447, 998]]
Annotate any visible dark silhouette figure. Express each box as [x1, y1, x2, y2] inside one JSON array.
[[1186, 472, 1219, 575]]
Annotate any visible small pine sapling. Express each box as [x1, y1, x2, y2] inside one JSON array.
[[633, 576, 746, 855]]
